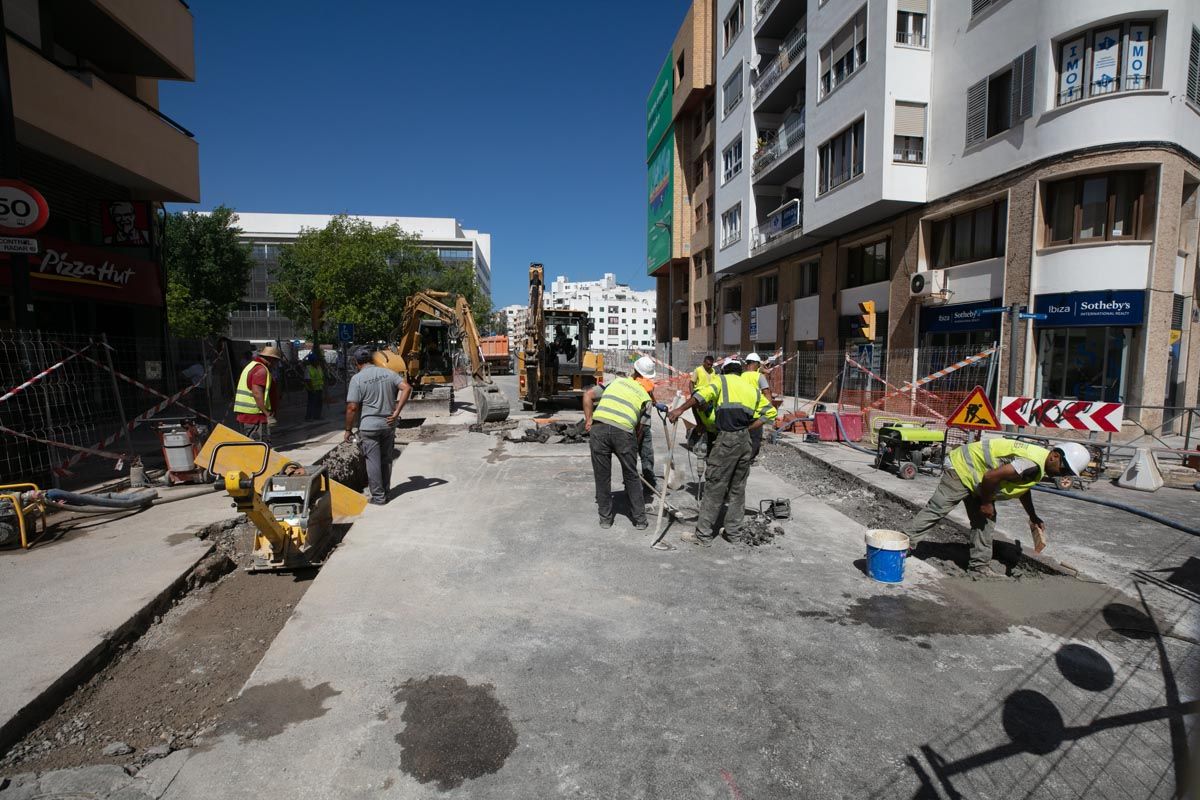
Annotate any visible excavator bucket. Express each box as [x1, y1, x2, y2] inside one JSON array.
[[473, 383, 510, 424]]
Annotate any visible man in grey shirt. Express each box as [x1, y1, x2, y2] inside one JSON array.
[[345, 347, 412, 505]]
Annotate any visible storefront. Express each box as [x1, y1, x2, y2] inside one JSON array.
[[1032, 290, 1145, 403], [918, 298, 1002, 350]]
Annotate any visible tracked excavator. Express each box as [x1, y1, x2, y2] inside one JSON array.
[[372, 291, 510, 424], [517, 263, 604, 410]]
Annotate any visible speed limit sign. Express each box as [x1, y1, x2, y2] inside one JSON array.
[[0, 179, 50, 235]]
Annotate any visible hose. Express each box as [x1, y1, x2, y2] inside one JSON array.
[[1031, 485, 1200, 537], [45, 489, 157, 509], [833, 413, 878, 456]]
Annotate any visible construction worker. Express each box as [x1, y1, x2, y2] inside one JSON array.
[[743, 353, 774, 462], [633, 370, 659, 489], [303, 352, 325, 421], [692, 355, 716, 391], [583, 356, 656, 530], [233, 345, 282, 444], [903, 438, 1090, 576], [345, 347, 412, 505], [668, 359, 777, 545]]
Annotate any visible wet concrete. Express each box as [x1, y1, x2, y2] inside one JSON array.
[[222, 680, 340, 743]]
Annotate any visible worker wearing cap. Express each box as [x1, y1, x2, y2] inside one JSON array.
[[303, 352, 326, 421], [668, 359, 777, 545], [233, 345, 282, 443], [583, 356, 656, 530], [742, 353, 774, 462], [904, 438, 1090, 577], [345, 347, 412, 505]]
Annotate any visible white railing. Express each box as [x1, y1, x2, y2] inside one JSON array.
[[755, 0, 781, 26], [893, 146, 925, 164], [752, 116, 805, 175], [895, 30, 928, 47], [752, 31, 807, 102], [751, 199, 803, 251]]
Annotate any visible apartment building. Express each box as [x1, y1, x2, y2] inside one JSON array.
[[0, 0, 199, 340], [228, 212, 492, 343], [647, 0, 717, 360], [545, 273, 656, 351], [500, 304, 527, 339], [702, 0, 1200, 429]]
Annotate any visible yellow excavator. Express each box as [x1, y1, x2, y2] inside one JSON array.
[[372, 291, 510, 424], [517, 263, 604, 410]]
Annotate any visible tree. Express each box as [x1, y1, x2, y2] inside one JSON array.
[[164, 206, 253, 338], [271, 214, 493, 342]]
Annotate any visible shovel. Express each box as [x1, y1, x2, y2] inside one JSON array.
[[649, 411, 681, 550]]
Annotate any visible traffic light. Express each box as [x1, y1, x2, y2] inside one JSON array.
[[858, 300, 876, 341]]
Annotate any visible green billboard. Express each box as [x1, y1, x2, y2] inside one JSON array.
[[646, 53, 674, 274]]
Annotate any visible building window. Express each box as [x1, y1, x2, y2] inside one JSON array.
[[1044, 171, 1144, 246], [796, 261, 819, 297], [693, 301, 702, 323], [1056, 20, 1155, 106], [896, 3, 929, 48], [819, 7, 868, 99], [971, 0, 997, 17], [723, 2, 743, 54], [723, 65, 744, 118], [693, 111, 706, 140], [965, 47, 1036, 146], [722, 136, 743, 183], [758, 274, 778, 305], [930, 199, 1008, 268], [720, 203, 742, 248], [676, 52, 686, 87], [893, 102, 926, 163], [1189, 27, 1200, 106], [818, 118, 865, 195], [1036, 327, 1132, 402], [725, 285, 742, 311], [845, 240, 890, 288]]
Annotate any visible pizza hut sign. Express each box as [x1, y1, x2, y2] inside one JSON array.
[[0, 237, 162, 306], [40, 247, 136, 287]]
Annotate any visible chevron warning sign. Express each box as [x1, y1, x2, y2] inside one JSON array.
[[947, 386, 1000, 431], [999, 397, 1124, 433]]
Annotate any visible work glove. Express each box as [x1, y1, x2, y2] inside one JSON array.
[[267, 416, 278, 426], [655, 403, 668, 413]]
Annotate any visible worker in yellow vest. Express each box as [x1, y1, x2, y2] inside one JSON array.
[[691, 355, 716, 391], [233, 345, 282, 443], [685, 355, 717, 452], [742, 352, 774, 462], [583, 356, 656, 530], [904, 438, 1090, 577], [303, 352, 326, 421]]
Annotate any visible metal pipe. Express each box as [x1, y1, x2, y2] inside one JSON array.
[[45, 488, 157, 508]]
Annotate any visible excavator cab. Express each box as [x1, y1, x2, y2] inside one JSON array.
[[415, 320, 455, 383]]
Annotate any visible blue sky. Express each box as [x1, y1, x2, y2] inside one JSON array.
[[161, 0, 693, 308]]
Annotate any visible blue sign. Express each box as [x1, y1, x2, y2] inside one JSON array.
[[337, 322, 355, 343], [1033, 290, 1145, 327], [920, 299, 1003, 334]]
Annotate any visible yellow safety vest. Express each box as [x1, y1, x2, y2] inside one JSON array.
[[694, 374, 776, 432], [692, 366, 716, 391], [948, 438, 1049, 501], [234, 361, 272, 415], [593, 377, 651, 433], [306, 364, 324, 390]]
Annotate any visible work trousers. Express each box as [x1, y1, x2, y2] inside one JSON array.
[[638, 426, 655, 487], [359, 428, 396, 505], [305, 390, 323, 420], [241, 421, 270, 445], [697, 428, 753, 540], [590, 422, 646, 524], [903, 469, 996, 569], [749, 426, 763, 461]]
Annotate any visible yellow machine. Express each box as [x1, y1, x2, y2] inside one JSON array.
[[373, 291, 510, 424], [517, 263, 604, 410]]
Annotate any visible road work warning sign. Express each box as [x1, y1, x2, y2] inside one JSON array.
[[947, 386, 1000, 431]]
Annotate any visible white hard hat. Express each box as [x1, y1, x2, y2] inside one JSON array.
[[633, 356, 657, 379], [1055, 442, 1090, 476], [745, 352, 762, 363]]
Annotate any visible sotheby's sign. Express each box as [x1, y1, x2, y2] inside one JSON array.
[[1033, 290, 1145, 327]]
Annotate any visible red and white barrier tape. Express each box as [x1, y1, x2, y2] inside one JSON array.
[[0, 345, 92, 406], [866, 347, 997, 411], [0, 423, 126, 468], [59, 343, 217, 424], [844, 355, 945, 420]]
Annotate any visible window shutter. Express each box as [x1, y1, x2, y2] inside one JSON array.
[[1189, 27, 1200, 104], [897, 0, 928, 12], [1010, 46, 1035, 122], [965, 79, 988, 146], [832, 24, 854, 63], [971, 0, 992, 17], [895, 102, 926, 137]]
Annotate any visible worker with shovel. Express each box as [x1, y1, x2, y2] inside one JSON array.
[[903, 438, 1090, 577], [583, 356, 658, 530], [668, 359, 776, 546]]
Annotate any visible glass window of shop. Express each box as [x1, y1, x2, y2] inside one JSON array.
[[1035, 327, 1132, 402]]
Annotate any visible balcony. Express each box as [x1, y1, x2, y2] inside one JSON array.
[[751, 199, 803, 253], [752, 114, 804, 183], [8, 35, 199, 201], [755, 0, 802, 39], [752, 31, 807, 113], [53, 0, 195, 80]]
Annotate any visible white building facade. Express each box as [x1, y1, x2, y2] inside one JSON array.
[[545, 274, 657, 351], [227, 212, 492, 342], [500, 304, 527, 339], [701, 0, 1200, 431]]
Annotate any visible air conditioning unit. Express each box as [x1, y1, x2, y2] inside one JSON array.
[[909, 270, 946, 298]]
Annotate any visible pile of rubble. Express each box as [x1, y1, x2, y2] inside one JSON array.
[[509, 420, 588, 444], [737, 516, 786, 547]]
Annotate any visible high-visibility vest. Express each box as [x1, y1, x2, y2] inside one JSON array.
[[234, 361, 271, 415], [692, 366, 716, 391], [696, 374, 776, 432], [306, 364, 324, 390], [948, 438, 1049, 501], [593, 377, 651, 433]]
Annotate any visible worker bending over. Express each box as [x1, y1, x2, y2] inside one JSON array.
[[233, 345, 282, 444], [904, 438, 1089, 576], [584, 356, 658, 530], [742, 352, 773, 463], [668, 359, 776, 545]]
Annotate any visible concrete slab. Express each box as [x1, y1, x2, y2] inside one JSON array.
[[155, 425, 1195, 798]]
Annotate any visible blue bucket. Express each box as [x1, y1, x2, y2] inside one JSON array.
[[865, 529, 910, 583]]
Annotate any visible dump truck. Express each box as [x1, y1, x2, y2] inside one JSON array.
[[517, 263, 603, 410], [480, 335, 511, 375]]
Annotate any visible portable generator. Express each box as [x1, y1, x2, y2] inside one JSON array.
[[155, 419, 209, 484], [875, 423, 946, 480]]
